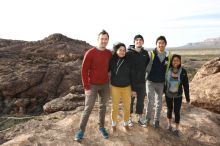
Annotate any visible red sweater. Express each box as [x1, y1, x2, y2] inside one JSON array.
[[81, 48, 112, 90]]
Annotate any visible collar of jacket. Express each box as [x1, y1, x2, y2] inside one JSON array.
[[153, 48, 169, 57], [128, 45, 145, 53]]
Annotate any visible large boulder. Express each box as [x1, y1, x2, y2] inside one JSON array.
[[0, 34, 92, 115], [190, 57, 220, 113], [43, 85, 85, 113], [43, 93, 85, 113]]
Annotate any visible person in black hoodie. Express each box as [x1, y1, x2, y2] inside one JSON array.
[[109, 42, 134, 133], [127, 34, 150, 127], [164, 54, 190, 137]]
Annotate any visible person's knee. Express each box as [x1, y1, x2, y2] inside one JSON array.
[[83, 106, 93, 115], [155, 99, 162, 107], [174, 108, 180, 114], [167, 114, 172, 119], [99, 103, 107, 109], [123, 102, 130, 110], [147, 97, 153, 104], [112, 104, 119, 111], [174, 112, 180, 117]]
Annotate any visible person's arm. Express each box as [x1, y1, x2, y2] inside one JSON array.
[[108, 53, 114, 72], [127, 52, 135, 91], [129, 66, 137, 97], [146, 50, 150, 67], [182, 69, 190, 102], [81, 50, 92, 91]]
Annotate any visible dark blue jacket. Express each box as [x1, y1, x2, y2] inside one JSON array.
[[147, 49, 170, 83]]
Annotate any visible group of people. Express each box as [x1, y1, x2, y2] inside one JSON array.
[[74, 30, 190, 141]]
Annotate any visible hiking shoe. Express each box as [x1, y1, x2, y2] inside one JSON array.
[[74, 130, 84, 141], [153, 121, 160, 129], [138, 119, 147, 128], [173, 129, 181, 137], [99, 127, 109, 139], [166, 125, 173, 132], [128, 119, 134, 127]]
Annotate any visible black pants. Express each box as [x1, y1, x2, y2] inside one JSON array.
[[165, 96, 182, 123], [130, 83, 146, 114]]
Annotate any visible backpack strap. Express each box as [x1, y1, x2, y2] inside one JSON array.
[[165, 51, 171, 78], [145, 51, 154, 79]]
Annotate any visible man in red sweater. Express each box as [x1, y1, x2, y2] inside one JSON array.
[[75, 30, 112, 141]]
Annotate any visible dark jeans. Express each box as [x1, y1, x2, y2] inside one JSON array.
[[130, 83, 146, 115], [165, 96, 182, 123]]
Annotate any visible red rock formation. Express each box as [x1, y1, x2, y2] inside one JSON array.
[[190, 57, 220, 113], [0, 34, 92, 115]]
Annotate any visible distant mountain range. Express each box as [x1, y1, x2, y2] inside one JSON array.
[[178, 37, 220, 49]]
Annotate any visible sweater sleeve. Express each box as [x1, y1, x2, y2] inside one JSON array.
[[81, 50, 92, 91], [182, 69, 190, 102]]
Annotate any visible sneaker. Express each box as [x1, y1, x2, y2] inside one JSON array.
[[99, 127, 109, 139], [74, 130, 84, 141], [153, 121, 160, 129], [128, 119, 134, 127], [166, 125, 173, 132], [138, 119, 147, 128], [173, 129, 181, 137]]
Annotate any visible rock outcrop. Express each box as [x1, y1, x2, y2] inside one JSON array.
[[190, 57, 220, 113], [0, 34, 92, 115]]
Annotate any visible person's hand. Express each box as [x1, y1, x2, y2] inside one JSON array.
[[132, 91, 137, 98], [85, 90, 91, 96], [186, 102, 191, 112]]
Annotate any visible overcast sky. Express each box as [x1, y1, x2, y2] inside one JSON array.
[[0, 0, 220, 48]]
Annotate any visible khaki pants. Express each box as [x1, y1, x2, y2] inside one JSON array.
[[111, 85, 131, 126], [79, 83, 110, 132]]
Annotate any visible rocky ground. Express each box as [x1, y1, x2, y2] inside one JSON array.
[[1, 101, 220, 146]]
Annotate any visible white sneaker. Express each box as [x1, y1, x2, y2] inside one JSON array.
[[128, 119, 133, 127]]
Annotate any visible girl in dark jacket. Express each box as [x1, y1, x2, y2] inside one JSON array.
[[109, 42, 134, 134], [164, 54, 190, 137]]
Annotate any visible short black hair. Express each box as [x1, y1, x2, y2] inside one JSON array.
[[156, 36, 167, 45], [113, 42, 126, 52], [134, 34, 144, 42], [98, 29, 109, 38], [170, 54, 181, 68]]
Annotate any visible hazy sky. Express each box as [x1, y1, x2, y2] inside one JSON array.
[[0, 0, 220, 48]]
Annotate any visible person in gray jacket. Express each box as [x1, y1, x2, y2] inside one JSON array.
[[145, 36, 171, 129]]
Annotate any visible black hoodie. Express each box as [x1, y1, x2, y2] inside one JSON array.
[[127, 45, 150, 90]]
